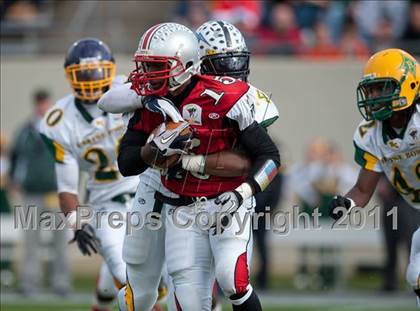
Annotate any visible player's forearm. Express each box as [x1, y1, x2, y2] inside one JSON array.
[[238, 122, 280, 194], [117, 128, 149, 176], [345, 168, 381, 207], [345, 186, 373, 208], [59, 192, 79, 215], [182, 151, 251, 177], [205, 151, 251, 177]]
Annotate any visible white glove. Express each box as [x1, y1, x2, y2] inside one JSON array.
[[143, 96, 184, 122], [213, 182, 254, 215], [214, 190, 244, 215], [150, 121, 192, 156]]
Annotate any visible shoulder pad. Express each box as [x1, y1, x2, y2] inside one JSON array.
[[353, 119, 382, 172], [250, 85, 279, 127]]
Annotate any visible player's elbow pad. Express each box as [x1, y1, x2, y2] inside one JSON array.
[[117, 129, 149, 176], [117, 146, 148, 176], [239, 122, 281, 166]]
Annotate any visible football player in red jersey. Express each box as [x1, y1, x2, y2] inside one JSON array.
[[98, 21, 279, 311], [118, 23, 280, 311]]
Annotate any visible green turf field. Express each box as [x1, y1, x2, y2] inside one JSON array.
[[1, 272, 416, 311], [0, 304, 417, 311]]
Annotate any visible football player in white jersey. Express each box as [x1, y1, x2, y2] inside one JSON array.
[[98, 21, 280, 311], [328, 48, 419, 308], [40, 38, 139, 311]]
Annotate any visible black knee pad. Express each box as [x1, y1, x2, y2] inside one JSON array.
[[231, 289, 262, 311], [96, 291, 115, 303]]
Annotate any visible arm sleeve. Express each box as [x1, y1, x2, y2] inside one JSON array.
[[353, 142, 382, 172], [225, 88, 256, 131], [238, 121, 281, 193], [39, 111, 81, 194], [39, 132, 80, 194], [250, 85, 279, 128], [55, 155, 79, 195], [352, 121, 382, 172], [98, 82, 143, 113], [117, 128, 149, 176]]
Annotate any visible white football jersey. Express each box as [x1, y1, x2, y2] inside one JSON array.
[[249, 85, 279, 127], [353, 105, 420, 209], [40, 76, 138, 205]]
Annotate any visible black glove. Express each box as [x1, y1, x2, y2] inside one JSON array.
[[414, 288, 420, 298], [69, 223, 100, 256], [328, 195, 354, 220], [165, 160, 183, 180]]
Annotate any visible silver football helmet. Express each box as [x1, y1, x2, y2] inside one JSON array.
[[196, 20, 250, 81], [130, 23, 201, 96]]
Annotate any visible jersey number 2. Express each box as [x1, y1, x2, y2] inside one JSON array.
[[84, 148, 119, 182]]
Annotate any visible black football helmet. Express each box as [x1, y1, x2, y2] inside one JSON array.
[[64, 38, 115, 101], [196, 21, 250, 82]]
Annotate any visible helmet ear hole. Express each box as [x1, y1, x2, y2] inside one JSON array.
[[410, 82, 416, 89]]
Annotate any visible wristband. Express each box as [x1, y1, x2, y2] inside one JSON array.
[[252, 159, 278, 192], [234, 182, 254, 201], [181, 154, 206, 174], [347, 197, 357, 211]]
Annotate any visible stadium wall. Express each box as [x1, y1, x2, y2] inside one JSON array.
[[1, 56, 364, 166]]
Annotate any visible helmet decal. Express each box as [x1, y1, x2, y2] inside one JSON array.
[[400, 53, 417, 79], [141, 23, 165, 50], [196, 32, 211, 47], [356, 49, 419, 121], [216, 20, 232, 48]]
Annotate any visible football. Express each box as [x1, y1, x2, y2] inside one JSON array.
[[142, 121, 193, 169]]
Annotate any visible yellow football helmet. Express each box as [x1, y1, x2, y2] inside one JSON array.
[[64, 38, 115, 101], [357, 48, 419, 121]]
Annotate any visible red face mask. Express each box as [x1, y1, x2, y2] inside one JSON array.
[[129, 55, 185, 96]]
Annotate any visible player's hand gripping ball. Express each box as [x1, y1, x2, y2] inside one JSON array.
[[141, 121, 193, 169]]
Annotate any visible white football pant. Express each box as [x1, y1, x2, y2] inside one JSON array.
[[164, 196, 254, 311], [118, 169, 175, 311], [92, 200, 130, 287]]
